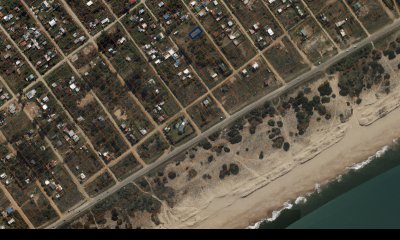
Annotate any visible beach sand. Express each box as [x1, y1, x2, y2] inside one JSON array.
[[185, 104, 400, 228]]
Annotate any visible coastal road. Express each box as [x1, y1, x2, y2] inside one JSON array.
[[45, 19, 400, 229]]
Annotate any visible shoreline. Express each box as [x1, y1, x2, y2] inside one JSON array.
[[247, 142, 395, 229], [186, 105, 400, 229]]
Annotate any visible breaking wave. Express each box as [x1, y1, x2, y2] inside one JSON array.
[[246, 201, 293, 229], [348, 145, 390, 171]]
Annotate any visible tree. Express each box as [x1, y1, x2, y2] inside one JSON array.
[[268, 120, 275, 127], [229, 135, 242, 144], [283, 142, 290, 151], [208, 131, 220, 141], [282, 101, 291, 110], [272, 137, 284, 149], [312, 95, 321, 105], [229, 163, 239, 175], [111, 209, 119, 221], [259, 151, 264, 159], [200, 140, 212, 150], [325, 113, 332, 120], [227, 129, 239, 138], [272, 127, 281, 136], [321, 96, 330, 104], [268, 133, 276, 139], [316, 104, 326, 116], [249, 126, 256, 134], [362, 65, 369, 74], [187, 169, 197, 181], [318, 81, 333, 96], [168, 171, 176, 180], [388, 51, 396, 60], [264, 103, 276, 117]]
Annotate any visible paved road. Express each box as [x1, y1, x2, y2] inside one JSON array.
[[45, 19, 400, 229]]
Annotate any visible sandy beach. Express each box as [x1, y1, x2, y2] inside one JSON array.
[[184, 104, 400, 228]]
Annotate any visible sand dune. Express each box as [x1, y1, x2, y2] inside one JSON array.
[[184, 104, 400, 229]]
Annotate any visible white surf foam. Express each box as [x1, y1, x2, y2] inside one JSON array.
[[348, 145, 390, 171], [246, 201, 293, 229], [315, 183, 322, 194], [294, 196, 307, 205]]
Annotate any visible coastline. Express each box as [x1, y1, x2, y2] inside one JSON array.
[[248, 142, 394, 229], [186, 105, 400, 229]]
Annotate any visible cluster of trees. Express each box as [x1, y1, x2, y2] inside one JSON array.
[[329, 44, 390, 98], [268, 127, 281, 140], [92, 183, 162, 225], [317, 81, 333, 96], [328, 44, 373, 74], [272, 136, 284, 149], [292, 92, 313, 134], [227, 129, 242, 144], [382, 39, 400, 60], [282, 89, 332, 135], [208, 131, 220, 141], [246, 102, 277, 134], [338, 58, 385, 97], [199, 139, 212, 150], [219, 163, 239, 179], [226, 119, 244, 144]]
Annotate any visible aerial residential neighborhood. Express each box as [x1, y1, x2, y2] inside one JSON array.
[[0, 0, 399, 230]]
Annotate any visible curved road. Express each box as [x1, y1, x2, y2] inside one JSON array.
[[45, 19, 400, 229]]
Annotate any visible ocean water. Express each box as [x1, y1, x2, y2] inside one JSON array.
[[253, 139, 400, 229]]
